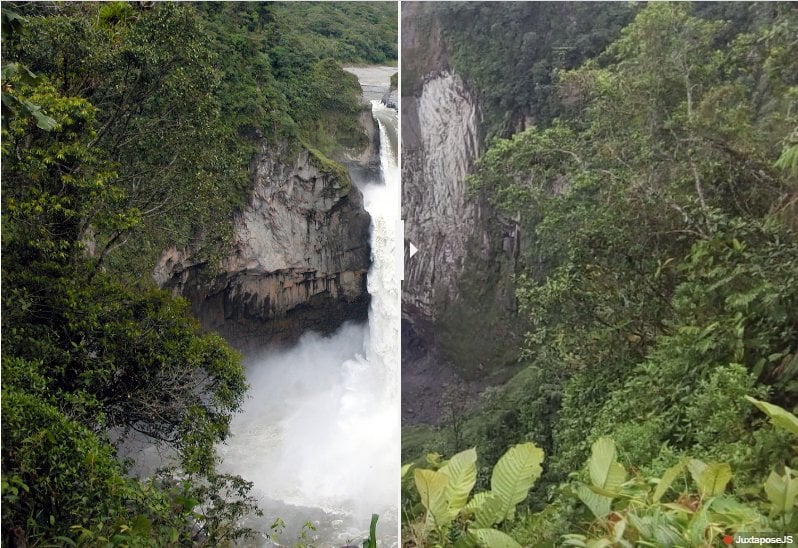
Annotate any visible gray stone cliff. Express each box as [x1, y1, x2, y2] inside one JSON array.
[[155, 141, 374, 353], [401, 3, 525, 422]]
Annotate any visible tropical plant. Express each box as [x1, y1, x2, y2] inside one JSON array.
[[363, 514, 379, 548], [1, 2, 394, 544], [563, 401, 798, 547], [404, 442, 544, 547]]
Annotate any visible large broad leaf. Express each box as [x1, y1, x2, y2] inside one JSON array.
[[653, 461, 686, 503], [697, 463, 731, 498], [746, 396, 798, 436], [440, 447, 477, 518], [21, 99, 57, 130], [414, 468, 450, 531], [466, 491, 503, 528], [2, 9, 27, 36], [490, 442, 544, 523], [764, 468, 798, 519], [628, 512, 682, 546], [687, 459, 708, 489], [469, 528, 523, 548], [576, 482, 611, 520], [589, 437, 626, 493]]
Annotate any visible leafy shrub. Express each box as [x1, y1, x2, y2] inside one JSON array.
[[404, 443, 544, 547]]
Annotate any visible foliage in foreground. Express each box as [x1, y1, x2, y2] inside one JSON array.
[[403, 443, 544, 548], [404, 2, 798, 546], [0, 65, 258, 544], [403, 399, 798, 547]]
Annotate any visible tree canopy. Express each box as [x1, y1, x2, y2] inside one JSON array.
[[404, 3, 798, 545], [2, 2, 395, 544]]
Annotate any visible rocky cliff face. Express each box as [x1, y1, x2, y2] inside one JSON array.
[[402, 4, 524, 422], [402, 72, 482, 328], [155, 143, 372, 353], [402, 4, 482, 330]]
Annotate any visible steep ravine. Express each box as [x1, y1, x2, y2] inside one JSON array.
[[402, 4, 524, 424], [154, 136, 376, 354]]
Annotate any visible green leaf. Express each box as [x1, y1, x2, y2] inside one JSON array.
[[711, 495, 769, 529], [414, 468, 450, 531], [1, 62, 44, 86], [653, 461, 686, 503], [16, 98, 57, 130], [589, 437, 625, 493], [469, 528, 523, 548], [687, 459, 708, 489], [576, 482, 612, 520], [746, 396, 798, 436], [687, 503, 710, 546], [466, 491, 503, 528], [363, 513, 378, 548], [440, 447, 477, 518], [764, 469, 798, 518], [1, 9, 28, 38], [490, 442, 544, 523], [697, 463, 731, 497]]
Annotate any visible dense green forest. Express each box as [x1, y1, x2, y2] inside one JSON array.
[[1, 2, 395, 545], [403, 3, 798, 546]]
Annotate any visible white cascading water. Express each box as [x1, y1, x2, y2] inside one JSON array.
[[218, 100, 399, 547]]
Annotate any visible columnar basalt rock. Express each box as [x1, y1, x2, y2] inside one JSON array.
[[155, 144, 372, 352]]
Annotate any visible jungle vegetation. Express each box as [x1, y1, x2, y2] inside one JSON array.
[[403, 3, 798, 546], [1, 2, 395, 545]]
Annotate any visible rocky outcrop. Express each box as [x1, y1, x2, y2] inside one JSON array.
[[402, 4, 524, 394], [402, 72, 481, 321], [341, 108, 382, 183], [381, 89, 398, 109], [156, 144, 372, 353]]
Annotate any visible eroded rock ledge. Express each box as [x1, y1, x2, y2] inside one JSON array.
[[155, 144, 372, 353]]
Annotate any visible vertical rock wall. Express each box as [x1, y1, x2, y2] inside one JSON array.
[[402, 72, 482, 327], [402, 4, 524, 411], [155, 144, 372, 353]]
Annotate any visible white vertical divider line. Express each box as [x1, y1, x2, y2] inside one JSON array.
[[395, 0, 403, 545]]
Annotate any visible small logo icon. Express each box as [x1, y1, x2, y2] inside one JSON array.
[[723, 534, 734, 545]]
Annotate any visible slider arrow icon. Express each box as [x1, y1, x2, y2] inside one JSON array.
[[409, 242, 418, 258]]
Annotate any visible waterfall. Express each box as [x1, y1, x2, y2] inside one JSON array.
[[218, 100, 399, 547]]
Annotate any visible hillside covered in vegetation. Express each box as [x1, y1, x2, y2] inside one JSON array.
[[1, 2, 396, 545], [402, 3, 798, 546]]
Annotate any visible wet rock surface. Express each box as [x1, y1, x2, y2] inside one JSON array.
[[156, 145, 372, 353]]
